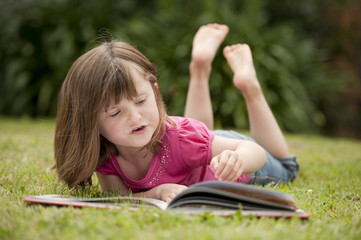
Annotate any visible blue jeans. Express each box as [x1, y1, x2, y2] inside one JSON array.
[[213, 130, 299, 186]]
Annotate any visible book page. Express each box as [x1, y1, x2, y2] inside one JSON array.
[[168, 181, 297, 211], [23, 195, 169, 211]]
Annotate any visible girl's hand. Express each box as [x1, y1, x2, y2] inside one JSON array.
[[210, 150, 245, 182], [152, 184, 188, 203], [210, 135, 266, 182]]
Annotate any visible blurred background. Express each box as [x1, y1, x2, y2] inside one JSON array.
[[0, 0, 360, 139]]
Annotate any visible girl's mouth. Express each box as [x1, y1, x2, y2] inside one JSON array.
[[132, 126, 146, 134]]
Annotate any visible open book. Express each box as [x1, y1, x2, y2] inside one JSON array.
[[23, 181, 309, 218]]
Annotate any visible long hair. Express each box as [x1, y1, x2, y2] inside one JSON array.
[[54, 41, 173, 188]]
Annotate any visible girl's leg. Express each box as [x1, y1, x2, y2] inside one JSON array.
[[223, 44, 290, 158], [184, 24, 229, 130]]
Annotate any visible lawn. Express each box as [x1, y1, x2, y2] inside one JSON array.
[[1, 118, 360, 240]]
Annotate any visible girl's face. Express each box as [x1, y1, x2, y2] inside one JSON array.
[[98, 70, 160, 152]]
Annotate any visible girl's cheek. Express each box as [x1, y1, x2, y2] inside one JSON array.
[[99, 117, 120, 137]]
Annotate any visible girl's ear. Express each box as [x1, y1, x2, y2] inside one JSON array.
[[154, 83, 158, 90]]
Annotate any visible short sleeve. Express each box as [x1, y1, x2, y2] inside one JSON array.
[[169, 117, 214, 169], [96, 157, 117, 175]]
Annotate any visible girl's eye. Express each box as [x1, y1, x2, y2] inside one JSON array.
[[137, 98, 146, 104], [110, 111, 120, 117]]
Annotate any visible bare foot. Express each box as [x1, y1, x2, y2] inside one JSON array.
[[191, 24, 229, 68], [223, 44, 261, 98]]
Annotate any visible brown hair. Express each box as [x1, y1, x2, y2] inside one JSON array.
[[54, 41, 173, 188]]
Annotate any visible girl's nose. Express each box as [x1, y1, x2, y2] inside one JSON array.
[[127, 106, 141, 123]]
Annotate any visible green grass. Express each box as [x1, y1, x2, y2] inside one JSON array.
[[1, 118, 360, 240]]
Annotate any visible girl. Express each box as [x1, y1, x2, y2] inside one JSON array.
[[54, 24, 298, 203]]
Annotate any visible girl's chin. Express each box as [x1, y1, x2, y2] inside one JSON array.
[[125, 136, 153, 148]]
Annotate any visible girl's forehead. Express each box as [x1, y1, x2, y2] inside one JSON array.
[[102, 67, 151, 109], [131, 70, 149, 88]]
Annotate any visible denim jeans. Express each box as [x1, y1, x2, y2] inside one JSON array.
[[213, 130, 299, 186]]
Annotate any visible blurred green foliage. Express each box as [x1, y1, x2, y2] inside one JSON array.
[[0, 0, 353, 133]]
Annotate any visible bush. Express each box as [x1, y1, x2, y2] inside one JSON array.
[[0, 0, 348, 133]]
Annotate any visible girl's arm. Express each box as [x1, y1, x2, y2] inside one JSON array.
[[96, 172, 187, 203], [135, 184, 188, 203], [210, 135, 266, 182], [96, 172, 129, 194]]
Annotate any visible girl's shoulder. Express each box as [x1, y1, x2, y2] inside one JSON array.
[[166, 116, 206, 131], [164, 116, 214, 165], [165, 116, 214, 143]]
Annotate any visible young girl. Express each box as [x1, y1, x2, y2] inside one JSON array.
[[54, 24, 298, 203]]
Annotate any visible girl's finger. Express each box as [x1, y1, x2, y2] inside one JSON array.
[[214, 152, 229, 179], [218, 153, 236, 181], [228, 156, 243, 181], [210, 157, 219, 170], [234, 166, 244, 181], [228, 161, 244, 182]]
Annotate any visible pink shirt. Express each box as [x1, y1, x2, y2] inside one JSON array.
[[96, 116, 250, 192]]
